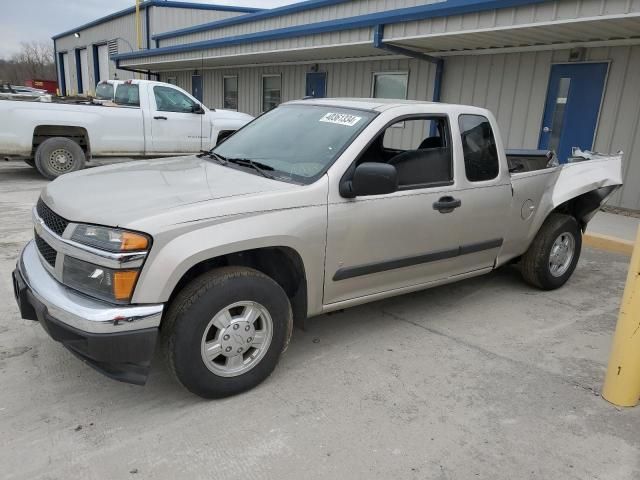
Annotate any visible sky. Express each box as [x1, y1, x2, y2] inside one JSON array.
[[0, 0, 297, 58]]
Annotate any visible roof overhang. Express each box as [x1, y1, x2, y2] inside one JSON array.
[[386, 12, 640, 53]]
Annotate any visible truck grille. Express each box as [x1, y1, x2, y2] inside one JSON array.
[[34, 232, 57, 267], [36, 198, 69, 236]]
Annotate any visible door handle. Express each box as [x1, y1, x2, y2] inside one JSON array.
[[542, 126, 551, 133], [433, 196, 462, 213], [154, 116, 168, 120]]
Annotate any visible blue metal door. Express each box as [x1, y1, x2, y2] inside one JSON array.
[[191, 75, 203, 102], [305, 72, 327, 98], [539, 63, 608, 163]]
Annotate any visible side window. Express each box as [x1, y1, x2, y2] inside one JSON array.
[[262, 75, 281, 112], [459, 114, 499, 182], [114, 84, 140, 107], [223, 76, 238, 110], [154, 85, 197, 113], [372, 72, 408, 99], [360, 116, 452, 189]]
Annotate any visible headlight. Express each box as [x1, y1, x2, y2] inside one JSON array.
[[71, 225, 149, 252], [63, 256, 140, 304]]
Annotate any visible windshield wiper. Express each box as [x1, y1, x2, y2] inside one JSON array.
[[198, 150, 228, 165], [226, 158, 275, 179]]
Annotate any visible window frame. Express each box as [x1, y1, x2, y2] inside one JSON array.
[[371, 71, 409, 100], [223, 75, 239, 111], [113, 83, 140, 108], [166, 76, 177, 85], [153, 84, 198, 114], [342, 113, 454, 194], [458, 113, 500, 183], [261, 74, 282, 113]]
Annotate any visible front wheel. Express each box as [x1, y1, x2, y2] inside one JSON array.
[[34, 137, 86, 180], [161, 267, 292, 398], [520, 213, 582, 290]]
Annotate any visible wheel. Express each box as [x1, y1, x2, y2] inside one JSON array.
[[34, 137, 86, 180], [520, 213, 582, 290], [24, 159, 36, 168], [161, 267, 292, 398]]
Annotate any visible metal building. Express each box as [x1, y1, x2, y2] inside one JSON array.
[[53, 1, 261, 96], [57, 0, 640, 210]]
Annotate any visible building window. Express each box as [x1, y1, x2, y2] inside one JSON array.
[[262, 74, 281, 112], [372, 72, 408, 99], [223, 76, 238, 110], [166, 77, 177, 85], [458, 114, 499, 182]]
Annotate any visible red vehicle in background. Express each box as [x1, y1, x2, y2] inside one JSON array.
[[25, 79, 58, 94]]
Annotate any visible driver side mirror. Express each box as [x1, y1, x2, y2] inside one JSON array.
[[192, 104, 205, 114], [340, 162, 398, 198]]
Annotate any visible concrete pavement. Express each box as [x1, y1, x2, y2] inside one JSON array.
[[1, 161, 639, 479]]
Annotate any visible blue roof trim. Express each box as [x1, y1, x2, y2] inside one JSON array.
[[52, 1, 263, 40], [153, 0, 353, 41], [115, 0, 547, 61]]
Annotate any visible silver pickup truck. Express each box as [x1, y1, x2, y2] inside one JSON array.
[[13, 99, 622, 398]]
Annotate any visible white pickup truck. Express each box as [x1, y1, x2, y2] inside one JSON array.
[[0, 79, 252, 179]]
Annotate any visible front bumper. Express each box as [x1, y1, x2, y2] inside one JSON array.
[[13, 241, 164, 385]]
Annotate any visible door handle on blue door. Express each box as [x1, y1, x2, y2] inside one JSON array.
[[154, 116, 168, 120], [433, 196, 462, 213]]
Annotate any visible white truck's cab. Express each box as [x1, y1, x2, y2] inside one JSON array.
[[0, 79, 253, 179]]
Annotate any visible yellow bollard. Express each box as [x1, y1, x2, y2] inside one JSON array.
[[602, 225, 640, 407]]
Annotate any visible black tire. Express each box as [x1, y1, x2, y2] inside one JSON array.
[[161, 267, 292, 398], [24, 159, 36, 168], [34, 137, 86, 180], [521, 213, 582, 290]]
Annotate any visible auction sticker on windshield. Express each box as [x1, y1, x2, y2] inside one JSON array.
[[319, 112, 362, 127]]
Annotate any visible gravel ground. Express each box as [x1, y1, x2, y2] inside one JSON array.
[[1, 161, 639, 480]]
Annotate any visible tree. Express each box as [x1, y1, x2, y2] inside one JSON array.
[[0, 41, 56, 85]]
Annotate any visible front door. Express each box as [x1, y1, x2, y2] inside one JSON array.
[[150, 84, 207, 154], [191, 75, 203, 102], [305, 72, 326, 98], [539, 63, 608, 163]]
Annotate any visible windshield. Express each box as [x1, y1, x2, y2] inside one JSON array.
[[96, 82, 114, 100], [212, 104, 376, 183]]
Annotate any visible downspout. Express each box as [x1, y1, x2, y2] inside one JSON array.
[[53, 39, 59, 95], [373, 24, 443, 103], [145, 4, 151, 79]]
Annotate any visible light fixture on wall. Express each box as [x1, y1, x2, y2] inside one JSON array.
[[74, 32, 81, 38], [310, 63, 319, 73], [193, 69, 200, 76]]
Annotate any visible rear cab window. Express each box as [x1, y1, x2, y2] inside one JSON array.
[[95, 82, 114, 101], [114, 83, 140, 107], [459, 114, 499, 182]]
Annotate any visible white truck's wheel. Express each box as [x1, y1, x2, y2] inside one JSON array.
[[161, 267, 292, 398], [34, 137, 86, 180], [520, 213, 582, 290]]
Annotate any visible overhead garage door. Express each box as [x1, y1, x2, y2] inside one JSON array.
[[79, 49, 90, 95], [97, 44, 110, 82], [62, 53, 71, 96]]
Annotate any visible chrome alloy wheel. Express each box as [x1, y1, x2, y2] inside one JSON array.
[[47, 148, 74, 173], [549, 232, 575, 277], [200, 301, 273, 377]]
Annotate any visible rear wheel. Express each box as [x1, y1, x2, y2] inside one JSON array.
[[161, 267, 292, 398], [34, 137, 86, 180], [520, 213, 582, 290]]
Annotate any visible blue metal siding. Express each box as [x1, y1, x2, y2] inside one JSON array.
[[116, 0, 547, 61]]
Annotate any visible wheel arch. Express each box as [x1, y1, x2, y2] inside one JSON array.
[[32, 125, 92, 159], [165, 246, 308, 328]]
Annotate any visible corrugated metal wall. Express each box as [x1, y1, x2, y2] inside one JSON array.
[[441, 46, 640, 210], [161, 44, 639, 209], [160, 0, 438, 47], [55, 6, 247, 94]]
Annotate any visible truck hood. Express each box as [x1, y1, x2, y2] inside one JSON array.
[[41, 156, 297, 227]]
